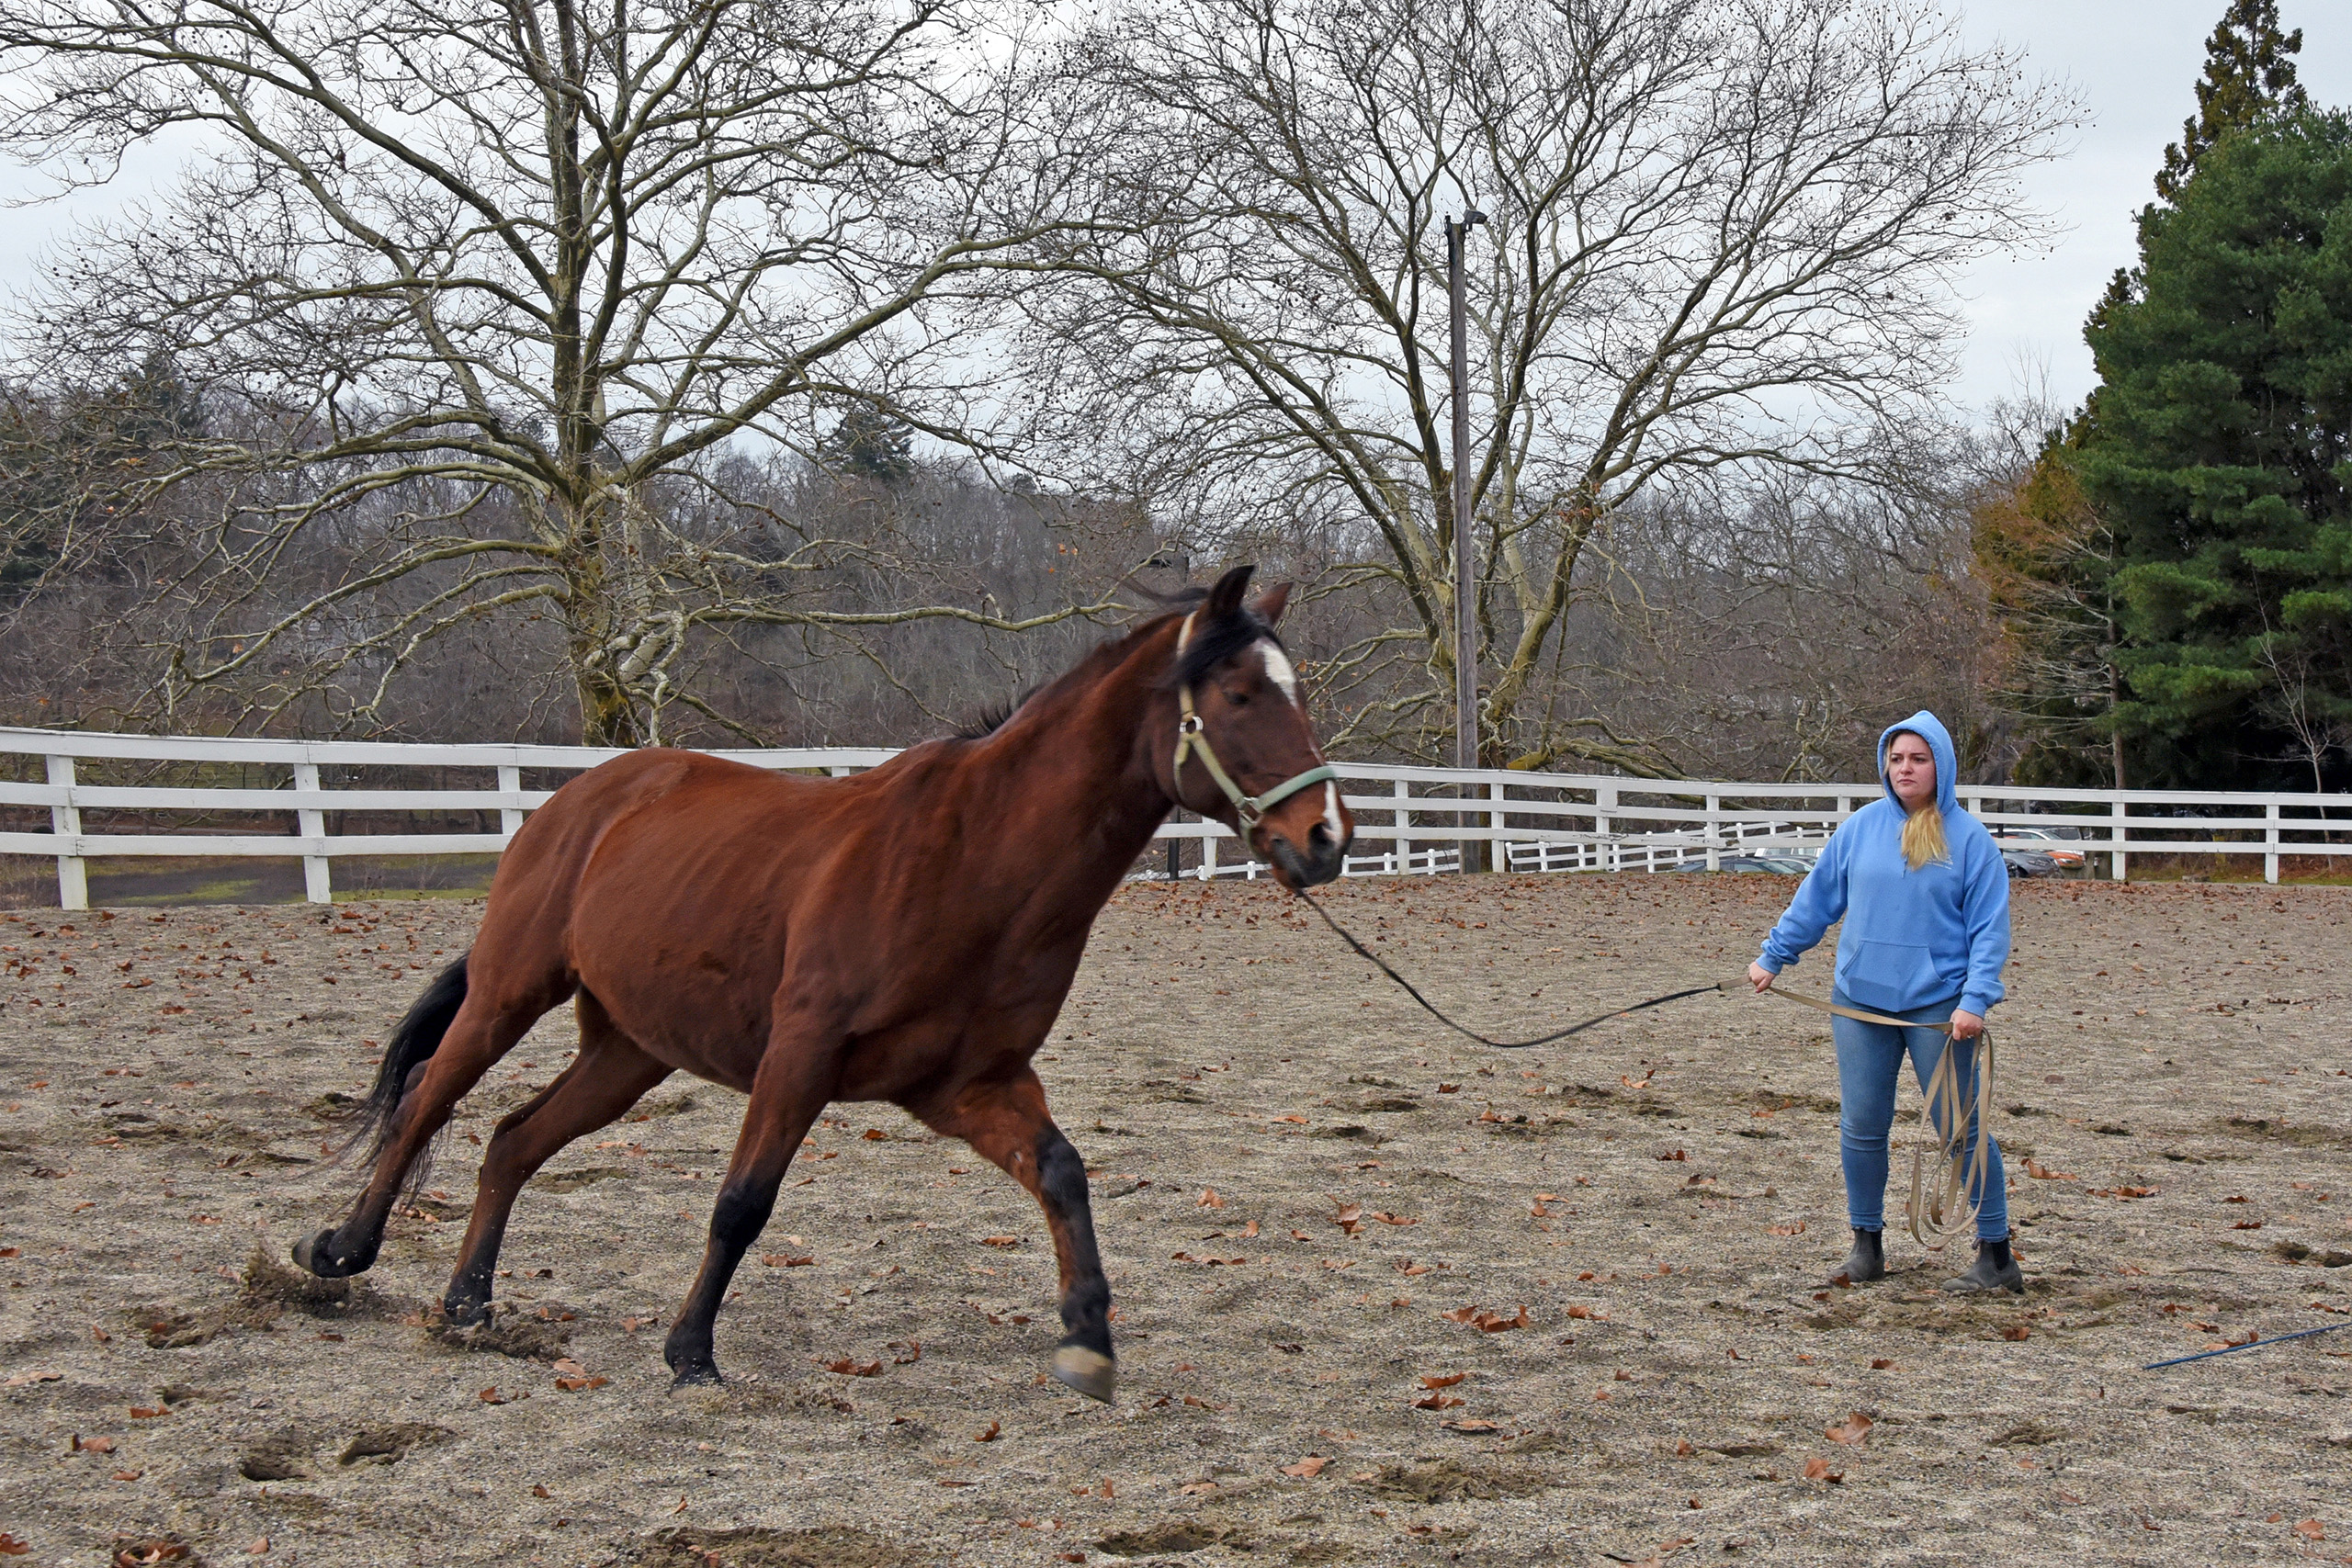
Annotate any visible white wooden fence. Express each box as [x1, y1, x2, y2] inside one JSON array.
[[2, 726, 2346, 909]]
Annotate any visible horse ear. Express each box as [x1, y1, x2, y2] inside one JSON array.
[[1251, 581, 1292, 626], [1204, 564, 1255, 620]]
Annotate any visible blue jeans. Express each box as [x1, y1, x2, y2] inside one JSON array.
[[1831, 991, 2008, 1242]]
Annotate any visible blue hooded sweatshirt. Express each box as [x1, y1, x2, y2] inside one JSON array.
[[1756, 711, 2010, 1018]]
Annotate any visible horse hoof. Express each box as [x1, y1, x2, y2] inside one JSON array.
[[669, 1364, 723, 1390], [291, 1229, 345, 1279], [1051, 1344, 1115, 1404], [442, 1296, 492, 1328]]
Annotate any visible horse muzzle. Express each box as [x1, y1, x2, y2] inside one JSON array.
[[1269, 823, 1349, 889]]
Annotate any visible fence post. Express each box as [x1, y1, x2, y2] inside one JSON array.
[[2266, 801, 2280, 885], [1200, 828, 1217, 881], [1490, 780, 1507, 874], [294, 761, 332, 904], [2110, 795, 2128, 882], [1705, 793, 1722, 872], [498, 764, 524, 842], [1595, 783, 1617, 872], [45, 755, 87, 911], [1395, 777, 1411, 874]]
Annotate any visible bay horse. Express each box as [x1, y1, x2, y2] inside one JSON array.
[[291, 566, 1353, 1400]]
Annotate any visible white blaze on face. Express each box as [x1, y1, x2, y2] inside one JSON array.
[[1323, 781, 1343, 841], [1256, 641, 1300, 705]]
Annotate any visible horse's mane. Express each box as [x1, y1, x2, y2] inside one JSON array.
[[952, 585, 1283, 741]]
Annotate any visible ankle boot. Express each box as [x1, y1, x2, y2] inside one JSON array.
[[1830, 1226, 1884, 1284], [1945, 1234, 2024, 1294]]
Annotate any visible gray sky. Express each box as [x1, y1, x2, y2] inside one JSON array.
[[1947, 0, 2352, 412], [3, 2, 2347, 419]]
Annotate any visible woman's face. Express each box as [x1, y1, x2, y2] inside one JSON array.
[[1885, 732, 1936, 811]]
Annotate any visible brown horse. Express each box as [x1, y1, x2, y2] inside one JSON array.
[[291, 567, 1353, 1400]]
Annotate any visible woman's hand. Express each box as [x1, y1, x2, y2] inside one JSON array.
[[1950, 1009, 1984, 1040], [1747, 962, 1775, 994]]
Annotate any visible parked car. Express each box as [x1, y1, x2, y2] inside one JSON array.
[[1670, 854, 1809, 874], [1999, 846, 2062, 878], [1990, 826, 2086, 868]]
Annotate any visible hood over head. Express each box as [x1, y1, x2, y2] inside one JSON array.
[[1879, 710, 1958, 815]]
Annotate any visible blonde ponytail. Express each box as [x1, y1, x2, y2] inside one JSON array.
[[1901, 805, 1950, 871]]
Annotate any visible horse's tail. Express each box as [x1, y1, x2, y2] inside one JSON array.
[[344, 952, 470, 1179]]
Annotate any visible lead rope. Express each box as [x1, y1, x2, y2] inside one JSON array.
[[1285, 882, 1995, 1249]]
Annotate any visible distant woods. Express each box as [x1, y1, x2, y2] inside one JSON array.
[[12, 0, 2331, 792]]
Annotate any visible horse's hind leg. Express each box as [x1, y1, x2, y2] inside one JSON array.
[[914, 1067, 1114, 1402], [295, 973, 565, 1280], [441, 993, 671, 1325]]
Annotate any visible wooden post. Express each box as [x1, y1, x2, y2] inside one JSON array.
[[1395, 777, 1411, 874], [1705, 793, 1721, 872], [1595, 783, 1617, 873], [2110, 795, 2128, 882], [46, 755, 87, 911], [1201, 828, 1217, 882], [1490, 780, 1507, 874], [498, 764, 524, 841], [2265, 801, 2280, 885], [295, 761, 332, 904]]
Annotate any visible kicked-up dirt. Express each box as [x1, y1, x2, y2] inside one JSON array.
[[1, 874, 2348, 1566]]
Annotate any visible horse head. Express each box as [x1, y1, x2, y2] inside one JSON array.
[[1160, 565, 1354, 888]]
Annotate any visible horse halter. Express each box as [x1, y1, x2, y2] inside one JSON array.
[[1170, 611, 1336, 829]]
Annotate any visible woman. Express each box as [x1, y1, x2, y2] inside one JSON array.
[[1746, 711, 2021, 1294]]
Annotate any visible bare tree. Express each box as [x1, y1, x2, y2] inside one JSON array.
[[0, 0, 1113, 742], [1026, 0, 2073, 764]]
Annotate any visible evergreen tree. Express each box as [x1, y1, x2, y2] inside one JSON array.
[[816, 405, 916, 485], [2077, 113, 2352, 788], [2155, 0, 2308, 202]]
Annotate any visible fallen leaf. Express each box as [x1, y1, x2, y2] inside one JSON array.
[[890, 1340, 922, 1365], [762, 1254, 816, 1267], [671, 1497, 688, 1515], [2294, 1520, 2324, 1541], [973, 1421, 1001, 1442], [1412, 1393, 1464, 1410], [1241, 1218, 1260, 1237], [1181, 1481, 1218, 1495], [552, 1358, 586, 1377], [479, 1387, 507, 1404], [1420, 1372, 1465, 1389], [981, 1236, 1019, 1248], [1657, 1149, 1688, 1162], [1444, 1418, 1499, 1433], [1197, 1189, 1225, 1208], [2002, 1325, 2031, 1342], [1371, 1212, 1418, 1226], [112, 1469, 142, 1482], [245, 1540, 268, 1557], [0, 1534, 28, 1557], [1870, 1359, 1895, 1371], [5, 1371, 62, 1387], [1824, 1411, 1873, 1445], [1565, 1304, 1608, 1321], [128, 1405, 166, 1419], [823, 1358, 884, 1377], [1675, 1438, 1694, 1457], [1329, 1202, 1363, 1237], [1767, 1223, 1807, 1237], [1278, 1455, 1329, 1477], [2024, 1159, 2076, 1180], [532, 1484, 550, 1499], [861, 1129, 887, 1140], [1802, 1456, 1843, 1483], [553, 1375, 608, 1392]]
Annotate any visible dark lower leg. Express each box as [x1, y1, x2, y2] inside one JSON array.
[[665, 1172, 786, 1385]]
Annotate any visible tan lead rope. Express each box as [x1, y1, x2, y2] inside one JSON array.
[[1757, 982, 1995, 1250]]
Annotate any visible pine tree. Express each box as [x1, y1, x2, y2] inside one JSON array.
[[2154, 0, 2309, 202]]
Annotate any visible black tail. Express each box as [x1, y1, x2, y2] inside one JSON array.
[[343, 952, 469, 1179]]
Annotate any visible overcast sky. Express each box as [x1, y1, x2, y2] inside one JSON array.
[[2, 2, 2346, 420]]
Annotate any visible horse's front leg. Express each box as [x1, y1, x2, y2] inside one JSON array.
[[915, 1066, 1114, 1402], [663, 1025, 835, 1388]]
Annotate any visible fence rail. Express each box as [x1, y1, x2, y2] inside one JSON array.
[[3, 726, 2346, 908]]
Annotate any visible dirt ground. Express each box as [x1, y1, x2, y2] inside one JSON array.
[[3, 874, 2348, 1568]]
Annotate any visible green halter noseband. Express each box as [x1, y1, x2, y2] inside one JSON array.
[[1170, 611, 1338, 829]]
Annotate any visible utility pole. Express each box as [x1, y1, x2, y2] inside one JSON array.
[[1446, 209, 1486, 773], [1447, 209, 1487, 873]]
